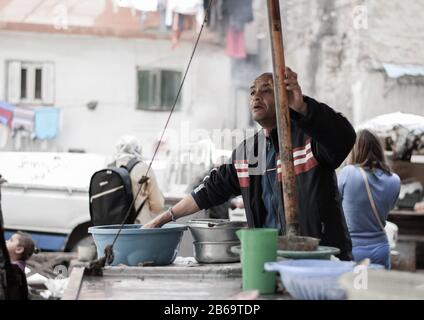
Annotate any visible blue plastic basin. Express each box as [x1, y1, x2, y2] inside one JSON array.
[[88, 223, 187, 266], [265, 259, 384, 300]]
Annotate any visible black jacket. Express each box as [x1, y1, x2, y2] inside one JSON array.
[[191, 96, 356, 260], [0, 178, 29, 300]]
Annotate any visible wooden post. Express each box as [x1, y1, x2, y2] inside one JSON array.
[[266, 0, 299, 236]]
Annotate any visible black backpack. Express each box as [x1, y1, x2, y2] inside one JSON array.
[[89, 158, 147, 226]]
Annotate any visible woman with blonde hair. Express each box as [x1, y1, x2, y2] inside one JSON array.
[[338, 129, 400, 268]]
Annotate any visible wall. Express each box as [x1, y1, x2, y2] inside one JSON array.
[[259, 0, 424, 127], [0, 31, 234, 157]]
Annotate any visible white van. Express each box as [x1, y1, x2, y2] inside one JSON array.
[[0, 152, 109, 251], [0, 144, 235, 252]]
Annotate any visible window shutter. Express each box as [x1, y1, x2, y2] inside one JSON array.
[[161, 70, 182, 109], [137, 69, 182, 111], [148, 69, 160, 109], [42, 63, 55, 105], [7, 61, 21, 103], [137, 70, 150, 109]]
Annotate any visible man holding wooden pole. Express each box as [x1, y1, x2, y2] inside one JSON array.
[[145, 67, 356, 260], [145, 0, 356, 260]]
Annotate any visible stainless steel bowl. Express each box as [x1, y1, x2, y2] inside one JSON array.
[[193, 241, 241, 264], [188, 219, 247, 242]]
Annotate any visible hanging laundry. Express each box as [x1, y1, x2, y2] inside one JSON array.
[[117, 0, 159, 12], [204, 0, 212, 26], [165, 0, 204, 27], [0, 101, 14, 129], [225, 26, 247, 59], [222, 0, 253, 31], [12, 106, 35, 134], [171, 12, 184, 49], [203, 0, 220, 30], [34, 107, 60, 140], [158, 0, 167, 32], [166, 0, 204, 49]]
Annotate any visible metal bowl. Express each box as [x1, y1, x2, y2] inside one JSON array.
[[188, 219, 247, 242], [193, 241, 241, 264]]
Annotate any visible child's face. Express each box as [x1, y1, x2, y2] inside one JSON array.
[[6, 234, 24, 260]]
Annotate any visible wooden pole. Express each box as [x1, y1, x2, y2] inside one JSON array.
[[266, 0, 299, 236]]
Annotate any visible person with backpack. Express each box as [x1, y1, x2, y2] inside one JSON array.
[[113, 135, 165, 225], [90, 136, 165, 226]]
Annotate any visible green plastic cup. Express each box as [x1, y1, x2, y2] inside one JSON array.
[[236, 228, 278, 294]]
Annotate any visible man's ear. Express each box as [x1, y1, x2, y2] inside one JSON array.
[[15, 245, 24, 255]]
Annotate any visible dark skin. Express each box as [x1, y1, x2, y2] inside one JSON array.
[[144, 67, 307, 228], [250, 67, 308, 135]]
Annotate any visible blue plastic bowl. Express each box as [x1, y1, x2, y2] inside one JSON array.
[[88, 223, 187, 266], [264, 259, 384, 300]]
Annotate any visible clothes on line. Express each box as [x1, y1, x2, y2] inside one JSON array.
[[0, 101, 14, 129], [34, 107, 60, 140], [13, 105, 60, 140], [12, 106, 35, 134], [225, 26, 246, 59], [166, 0, 204, 27], [222, 0, 253, 31], [117, 0, 254, 58]]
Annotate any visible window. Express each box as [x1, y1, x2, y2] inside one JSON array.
[[137, 69, 182, 111], [35, 68, 42, 99], [7, 61, 54, 105], [20, 68, 27, 99]]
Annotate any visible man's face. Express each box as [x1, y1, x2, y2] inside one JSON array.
[[249, 74, 276, 127]]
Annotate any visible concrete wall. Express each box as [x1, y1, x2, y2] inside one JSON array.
[[260, 0, 424, 127], [353, 0, 424, 124], [0, 31, 233, 157], [353, 71, 424, 125]]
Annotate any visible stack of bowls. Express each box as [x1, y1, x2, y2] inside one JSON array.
[[187, 219, 247, 264]]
